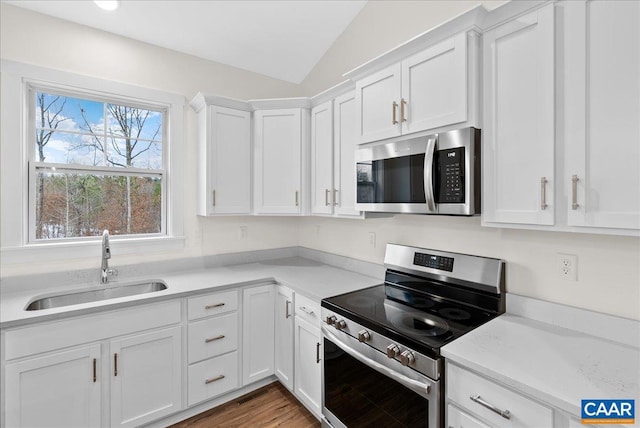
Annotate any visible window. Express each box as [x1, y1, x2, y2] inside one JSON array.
[[0, 60, 184, 262], [31, 89, 166, 241]]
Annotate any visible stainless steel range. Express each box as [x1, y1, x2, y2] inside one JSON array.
[[320, 244, 505, 428]]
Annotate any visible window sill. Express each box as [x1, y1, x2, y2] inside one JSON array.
[[1, 236, 185, 265]]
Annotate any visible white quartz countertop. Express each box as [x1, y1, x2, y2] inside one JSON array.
[[0, 257, 381, 328], [441, 314, 640, 419]]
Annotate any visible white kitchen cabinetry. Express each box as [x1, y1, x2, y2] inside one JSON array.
[[310, 101, 334, 215], [253, 106, 309, 215], [110, 326, 182, 428], [563, 0, 640, 231], [275, 285, 294, 391], [447, 362, 553, 428], [3, 301, 182, 428], [186, 289, 240, 406], [190, 94, 252, 215], [5, 344, 102, 428], [242, 283, 276, 385], [482, 3, 555, 226], [293, 294, 322, 418], [354, 32, 472, 145]]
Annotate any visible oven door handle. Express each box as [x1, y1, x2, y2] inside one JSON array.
[[423, 136, 437, 213], [322, 326, 433, 399]]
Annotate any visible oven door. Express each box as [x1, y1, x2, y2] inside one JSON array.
[[322, 326, 441, 428]]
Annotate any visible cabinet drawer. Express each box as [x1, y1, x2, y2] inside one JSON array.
[[5, 301, 181, 361], [188, 289, 238, 321], [294, 294, 320, 326], [188, 312, 238, 363], [188, 351, 239, 406], [447, 363, 553, 428]]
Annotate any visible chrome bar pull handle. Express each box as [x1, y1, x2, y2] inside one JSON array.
[[540, 177, 548, 210], [316, 342, 321, 364], [400, 98, 407, 122], [212, 190, 216, 207], [572, 175, 579, 210], [114, 353, 118, 377], [285, 300, 291, 318], [333, 189, 338, 206], [205, 302, 225, 310], [300, 306, 315, 316], [325, 189, 330, 206], [295, 191, 299, 207], [205, 335, 225, 343], [470, 395, 511, 420], [392, 101, 399, 125], [93, 358, 97, 383], [205, 375, 225, 384]]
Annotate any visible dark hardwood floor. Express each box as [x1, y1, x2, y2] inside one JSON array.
[[170, 382, 320, 428]]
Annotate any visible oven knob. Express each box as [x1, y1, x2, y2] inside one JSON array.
[[386, 344, 400, 358], [325, 315, 337, 325], [357, 330, 371, 343], [400, 350, 415, 366], [334, 320, 347, 330]]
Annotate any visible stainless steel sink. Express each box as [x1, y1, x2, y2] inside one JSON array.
[[25, 281, 168, 311]]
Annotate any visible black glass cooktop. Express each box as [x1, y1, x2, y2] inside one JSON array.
[[322, 283, 500, 358]]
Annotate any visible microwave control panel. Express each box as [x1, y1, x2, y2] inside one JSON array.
[[436, 147, 465, 204]]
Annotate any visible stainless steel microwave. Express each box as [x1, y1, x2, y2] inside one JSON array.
[[355, 127, 481, 215]]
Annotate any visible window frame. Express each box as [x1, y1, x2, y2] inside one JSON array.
[[28, 84, 168, 243], [1, 60, 185, 264]]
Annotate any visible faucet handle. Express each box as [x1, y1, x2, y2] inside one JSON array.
[[107, 269, 118, 277]]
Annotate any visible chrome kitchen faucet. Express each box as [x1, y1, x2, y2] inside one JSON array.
[[101, 230, 118, 284]]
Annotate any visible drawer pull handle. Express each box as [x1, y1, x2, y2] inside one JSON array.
[[285, 300, 292, 319], [316, 342, 321, 364], [93, 358, 97, 383], [205, 375, 225, 384], [114, 353, 118, 377], [205, 303, 225, 309], [470, 395, 511, 420], [205, 334, 225, 343], [571, 174, 579, 210], [299, 306, 315, 316]]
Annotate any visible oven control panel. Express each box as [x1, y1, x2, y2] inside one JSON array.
[[413, 252, 454, 272]]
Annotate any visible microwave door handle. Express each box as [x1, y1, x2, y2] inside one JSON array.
[[322, 326, 433, 399], [423, 136, 437, 213]]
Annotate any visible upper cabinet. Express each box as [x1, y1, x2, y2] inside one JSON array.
[[563, 0, 640, 231], [253, 103, 310, 215], [482, 3, 555, 226], [352, 31, 478, 145], [191, 94, 252, 216], [310, 100, 334, 215]]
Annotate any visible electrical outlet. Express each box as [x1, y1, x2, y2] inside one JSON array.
[[239, 226, 248, 240], [557, 253, 577, 281], [368, 232, 376, 248]]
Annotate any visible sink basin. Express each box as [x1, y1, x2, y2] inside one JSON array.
[[25, 281, 168, 311]]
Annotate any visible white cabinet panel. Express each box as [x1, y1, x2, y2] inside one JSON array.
[[356, 64, 402, 144], [402, 32, 467, 134], [254, 109, 302, 214], [187, 351, 239, 406], [333, 91, 362, 217], [483, 4, 555, 226], [242, 284, 275, 385], [294, 316, 322, 418], [5, 345, 101, 428], [275, 285, 294, 391], [110, 326, 182, 428], [311, 101, 334, 215], [564, 0, 640, 231], [448, 404, 491, 428], [188, 312, 238, 364], [187, 289, 238, 321]]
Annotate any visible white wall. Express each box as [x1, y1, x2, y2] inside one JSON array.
[[1, 2, 638, 321]]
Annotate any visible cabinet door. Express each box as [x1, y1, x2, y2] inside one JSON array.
[[209, 106, 252, 214], [447, 404, 491, 428], [311, 101, 334, 215], [401, 32, 467, 135], [564, 0, 640, 231], [110, 326, 182, 428], [482, 4, 555, 225], [355, 64, 402, 144], [294, 317, 322, 418], [274, 285, 294, 391], [5, 345, 101, 428], [242, 284, 275, 385], [254, 109, 302, 214], [333, 91, 362, 217]]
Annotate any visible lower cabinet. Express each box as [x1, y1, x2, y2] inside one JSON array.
[[5, 344, 102, 428], [448, 404, 491, 428], [293, 295, 322, 418], [275, 285, 295, 391], [110, 326, 182, 428], [188, 351, 239, 406], [242, 284, 276, 385]]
